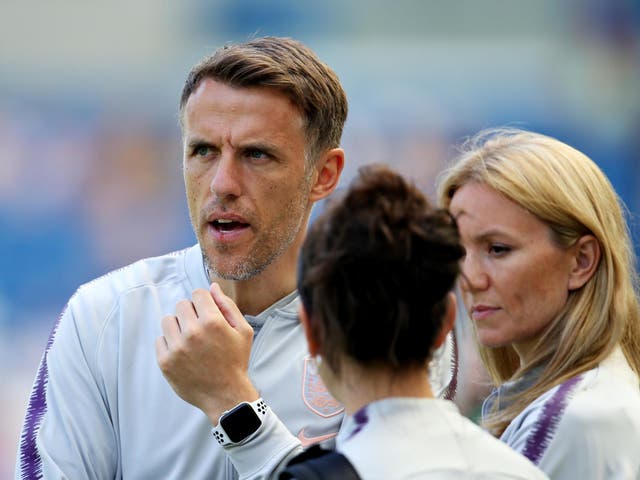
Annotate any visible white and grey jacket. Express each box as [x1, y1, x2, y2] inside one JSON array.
[[16, 244, 454, 480]]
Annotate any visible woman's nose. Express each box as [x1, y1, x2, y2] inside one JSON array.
[[460, 253, 489, 292]]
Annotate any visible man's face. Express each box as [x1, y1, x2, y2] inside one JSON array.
[[182, 79, 314, 280]]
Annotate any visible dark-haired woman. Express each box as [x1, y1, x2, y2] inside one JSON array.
[[283, 164, 547, 479]]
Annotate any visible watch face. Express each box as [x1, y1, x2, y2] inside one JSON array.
[[220, 403, 262, 443]]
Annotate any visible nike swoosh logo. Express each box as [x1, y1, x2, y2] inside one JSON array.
[[296, 428, 338, 448]]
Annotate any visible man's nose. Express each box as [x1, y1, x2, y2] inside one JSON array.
[[210, 154, 242, 199]]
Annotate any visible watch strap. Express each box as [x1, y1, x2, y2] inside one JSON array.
[[212, 398, 268, 445]]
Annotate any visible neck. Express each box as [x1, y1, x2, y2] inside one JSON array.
[[327, 359, 434, 415], [215, 269, 296, 316], [513, 335, 542, 367]]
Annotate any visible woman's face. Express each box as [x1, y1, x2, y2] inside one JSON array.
[[449, 182, 576, 361]]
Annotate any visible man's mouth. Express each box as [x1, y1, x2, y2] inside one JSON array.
[[211, 219, 249, 233]]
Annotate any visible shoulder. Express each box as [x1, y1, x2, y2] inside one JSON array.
[[551, 359, 640, 447], [504, 362, 640, 473], [79, 247, 191, 294], [49, 246, 196, 353], [337, 399, 546, 479], [551, 355, 640, 441], [70, 246, 193, 311], [538, 368, 640, 477], [439, 404, 547, 479]]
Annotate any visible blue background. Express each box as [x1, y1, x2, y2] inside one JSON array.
[[1, 0, 639, 475]]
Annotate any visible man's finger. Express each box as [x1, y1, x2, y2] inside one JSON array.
[[210, 282, 244, 329], [176, 299, 199, 332], [160, 314, 181, 348], [191, 288, 220, 323], [155, 336, 169, 363]]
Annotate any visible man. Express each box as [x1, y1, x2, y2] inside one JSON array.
[[16, 37, 451, 479]]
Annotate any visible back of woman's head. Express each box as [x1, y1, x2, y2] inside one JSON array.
[[298, 164, 464, 374], [437, 127, 640, 396]]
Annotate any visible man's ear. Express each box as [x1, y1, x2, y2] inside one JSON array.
[[568, 234, 601, 291], [309, 148, 344, 202], [434, 292, 456, 349], [298, 303, 321, 357]]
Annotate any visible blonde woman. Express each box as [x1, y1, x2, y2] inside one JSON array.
[[438, 128, 640, 479]]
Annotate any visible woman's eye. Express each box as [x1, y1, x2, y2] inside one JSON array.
[[489, 244, 510, 256]]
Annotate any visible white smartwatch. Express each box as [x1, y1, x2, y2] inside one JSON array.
[[212, 398, 268, 445]]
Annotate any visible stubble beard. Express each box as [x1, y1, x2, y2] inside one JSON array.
[[201, 175, 313, 282]]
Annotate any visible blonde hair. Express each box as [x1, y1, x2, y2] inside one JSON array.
[[437, 128, 640, 436]]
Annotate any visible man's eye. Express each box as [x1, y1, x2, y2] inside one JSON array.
[[195, 145, 211, 157], [248, 150, 266, 159]]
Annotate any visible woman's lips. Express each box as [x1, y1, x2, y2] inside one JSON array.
[[471, 305, 500, 321]]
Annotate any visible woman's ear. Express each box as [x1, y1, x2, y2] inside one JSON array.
[[568, 234, 601, 291], [434, 292, 456, 349], [298, 303, 321, 357]]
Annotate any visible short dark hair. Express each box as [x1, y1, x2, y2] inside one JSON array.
[[298, 164, 464, 373], [180, 36, 348, 162]]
